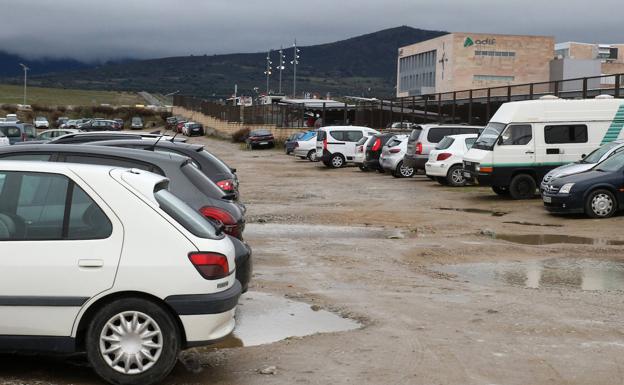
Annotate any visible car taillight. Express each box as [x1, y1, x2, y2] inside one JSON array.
[[357, 145, 363, 152], [199, 206, 240, 238], [415, 142, 423, 154], [323, 138, 327, 150], [437, 153, 452, 161], [188, 252, 229, 280], [371, 138, 381, 151], [216, 179, 235, 192], [389, 148, 401, 153]]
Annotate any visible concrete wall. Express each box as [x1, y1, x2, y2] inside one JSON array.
[[550, 58, 601, 91], [173, 106, 303, 140]]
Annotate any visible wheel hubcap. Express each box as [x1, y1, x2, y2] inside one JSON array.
[[310, 152, 317, 161], [99, 311, 163, 375], [400, 164, 414, 177], [451, 169, 465, 184], [332, 157, 343, 167], [592, 194, 613, 216]]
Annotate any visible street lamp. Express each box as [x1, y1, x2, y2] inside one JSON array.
[[264, 50, 273, 95], [290, 39, 300, 98], [19, 63, 29, 106], [277, 47, 286, 95]]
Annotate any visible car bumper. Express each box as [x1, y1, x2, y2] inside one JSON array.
[[403, 154, 427, 170], [363, 159, 381, 169], [380, 156, 401, 172], [542, 193, 585, 214], [425, 161, 450, 177]]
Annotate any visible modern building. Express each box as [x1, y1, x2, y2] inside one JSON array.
[[552, 42, 624, 88], [397, 33, 555, 97]]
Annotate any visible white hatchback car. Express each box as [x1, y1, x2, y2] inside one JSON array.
[[293, 134, 319, 161], [380, 134, 414, 178], [0, 162, 240, 385], [425, 134, 478, 186]]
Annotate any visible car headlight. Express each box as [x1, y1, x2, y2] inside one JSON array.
[[559, 183, 575, 194], [475, 164, 480, 172]]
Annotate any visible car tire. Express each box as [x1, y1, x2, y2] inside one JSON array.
[[307, 150, 318, 162], [585, 189, 617, 218], [358, 165, 369, 172], [86, 298, 180, 385], [436, 177, 449, 185], [492, 186, 509, 195], [426, 174, 435, 180], [446, 165, 466, 187], [393, 161, 415, 178], [329, 153, 345, 168], [509, 174, 536, 200]]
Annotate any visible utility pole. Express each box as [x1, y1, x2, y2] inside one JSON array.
[[277, 46, 286, 95], [291, 39, 300, 98], [19, 63, 29, 106], [264, 50, 272, 95]]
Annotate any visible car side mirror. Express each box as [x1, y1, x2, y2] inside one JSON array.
[[581, 154, 586, 159], [497, 136, 503, 145]]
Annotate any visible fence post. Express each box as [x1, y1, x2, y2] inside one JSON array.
[[468, 90, 473, 125], [400, 98, 404, 123], [389, 100, 393, 125], [529, 83, 534, 100], [322, 102, 326, 127], [451, 92, 456, 123], [423, 96, 428, 123], [486, 88, 491, 122], [582, 78, 588, 99], [554, 81, 560, 97], [437, 93, 442, 124], [507, 86, 511, 102], [343, 102, 348, 125], [615, 74, 621, 98], [379, 100, 383, 130]]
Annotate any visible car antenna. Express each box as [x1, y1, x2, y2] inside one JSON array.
[[169, 131, 179, 143], [149, 134, 165, 151]]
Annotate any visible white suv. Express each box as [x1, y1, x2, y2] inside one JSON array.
[[0, 162, 241, 385], [316, 126, 379, 168]]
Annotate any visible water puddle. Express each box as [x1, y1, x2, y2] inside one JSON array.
[[209, 292, 361, 348], [246, 223, 409, 239], [438, 207, 508, 216], [503, 221, 563, 228], [437, 258, 624, 291], [494, 233, 624, 246]]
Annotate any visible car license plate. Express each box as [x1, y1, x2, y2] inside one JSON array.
[[463, 172, 471, 178], [260, 141, 268, 145], [543, 196, 552, 203]]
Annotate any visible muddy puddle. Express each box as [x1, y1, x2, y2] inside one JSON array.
[[437, 258, 624, 291], [494, 233, 624, 246], [438, 207, 508, 216], [246, 223, 410, 239], [208, 291, 361, 349]]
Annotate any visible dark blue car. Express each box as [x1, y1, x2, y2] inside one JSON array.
[[542, 151, 624, 218]]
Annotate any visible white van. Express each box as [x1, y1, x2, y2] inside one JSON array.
[[464, 97, 624, 199], [316, 126, 379, 168]]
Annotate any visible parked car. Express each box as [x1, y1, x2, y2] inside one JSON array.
[[0, 145, 247, 242], [131, 116, 144, 130], [0, 123, 36, 144], [386, 122, 414, 130], [114, 118, 125, 130], [380, 134, 414, 178], [285, 131, 311, 155], [540, 140, 624, 193], [35, 129, 81, 141], [0, 130, 9, 147], [175, 120, 187, 133], [426, 134, 478, 186], [542, 151, 624, 218], [81, 119, 119, 132], [5, 114, 18, 122], [245, 129, 275, 149], [464, 98, 624, 199], [45, 131, 185, 145], [56, 116, 69, 127], [364, 133, 398, 172], [166, 116, 179, 130], [90, 139, 241, 200], [403, 124, 482, 174], [354, 136, 374, 171], [316, 126, 379, 168], [33, 116, 49, 129], [0, 161, 241, 385], [182, 122, 205, 137], [292, 131, 319, 161]]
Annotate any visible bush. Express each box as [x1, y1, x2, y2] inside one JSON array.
[[32, 104, 53, 113], [232, 127, 250, 143]]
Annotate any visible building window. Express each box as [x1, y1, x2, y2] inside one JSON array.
[[398, 49, 437, 93], [475, 51, 515, 58], [474, 75, 515, 82]]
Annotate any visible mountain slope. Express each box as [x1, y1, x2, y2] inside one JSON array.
[[0, 51, 93, 77], [10, 26, 447, 98]]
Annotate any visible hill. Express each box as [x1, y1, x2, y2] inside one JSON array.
[[0, 51, 93, 77], [5, 26, 447, 98], [0, 83, 143, 106]]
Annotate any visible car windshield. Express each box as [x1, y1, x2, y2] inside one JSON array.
[[300, 131, 316, 141], [595, 151, 624, 172], [154, 189, 220, 239], [436, 136, 455, 150], [582, 142, 621, 164], [472, 122, 506, 150], [252, 130, 271, 136]]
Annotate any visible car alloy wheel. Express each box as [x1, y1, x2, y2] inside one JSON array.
[[591, 192, 614, 217], [308, 150, 317, 162], [331, 154, 344, 168], [398, 162, 415, 178], [99, 311, 163, 375]]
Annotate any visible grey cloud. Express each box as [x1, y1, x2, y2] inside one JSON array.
[[0, 0, 620, 62]]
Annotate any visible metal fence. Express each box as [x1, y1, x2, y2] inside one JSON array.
[[175, 73, 624, 130]]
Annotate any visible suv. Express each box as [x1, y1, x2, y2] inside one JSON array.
[[315, 126, 379, 168], [403, 124, 483, 172], [131, 116, 144, 130], [0, 123, 36, 144], [0, 161, 241, 385], [33, 116, 49, 129]]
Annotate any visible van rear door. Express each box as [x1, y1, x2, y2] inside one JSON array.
[[316, 130, 326, 158]]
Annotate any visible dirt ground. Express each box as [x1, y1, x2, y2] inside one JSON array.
[[2, 135, 624, 385]]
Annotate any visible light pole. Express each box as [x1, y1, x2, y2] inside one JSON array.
[[291, 39, 300, 98], [277, 46, 286, 95], [264, 50, 272, 95], [19, 63, 29, 106]]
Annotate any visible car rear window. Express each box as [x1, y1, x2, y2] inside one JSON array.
[[427, 128, 454, 143], [180, 163, 227, 199], [387, 138, 402, 147], [154, 188, 220, 239], [251, 130, 271, 136], [436, 137, 455, 150], [197, 148, 233, 175], [356, 136, 368, 146], [408, 127, 422, 141]]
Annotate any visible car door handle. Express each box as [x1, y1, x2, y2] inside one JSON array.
[[525, 151, 535, 154], [78, 259, 104, 268]]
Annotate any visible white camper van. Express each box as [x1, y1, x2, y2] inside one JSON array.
[[464, 97, 624, 199]]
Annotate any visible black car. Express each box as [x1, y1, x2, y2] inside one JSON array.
[[80, 119, 119, 132], [364, 133, 397, 171], [184, 122, 205, 137], [89, 139, 240, 200], [245, 129, 275, 149], [542, 152, 624, 218], [114, 118, 125, 130], [0, 144, 246, 239]]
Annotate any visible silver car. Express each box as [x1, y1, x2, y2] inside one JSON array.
[[380, 134, 414, 178], [541, 139, 624, 192]]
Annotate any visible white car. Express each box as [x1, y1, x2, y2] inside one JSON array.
[[293, 133, 319, 161], [316, 126, 379, 168], [0, 162, 240, 385], [380, 134, 414, 178], [354, 135, 374, 171], [426, 133, 478, 186], [33, 116, 49, 129]]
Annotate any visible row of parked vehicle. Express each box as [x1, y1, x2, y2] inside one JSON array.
[[166, 116, 206, 136], [286, 96, 624, 219], [0, 129, 250, 385]]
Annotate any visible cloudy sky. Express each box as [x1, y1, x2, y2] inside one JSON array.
[[1, 0, 619, 62]]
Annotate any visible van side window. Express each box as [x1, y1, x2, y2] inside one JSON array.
[[345, 131, 363, 142], [329, 131, 345, 141], [544, 125, 588, 144], [501, 125, 532, 145]]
